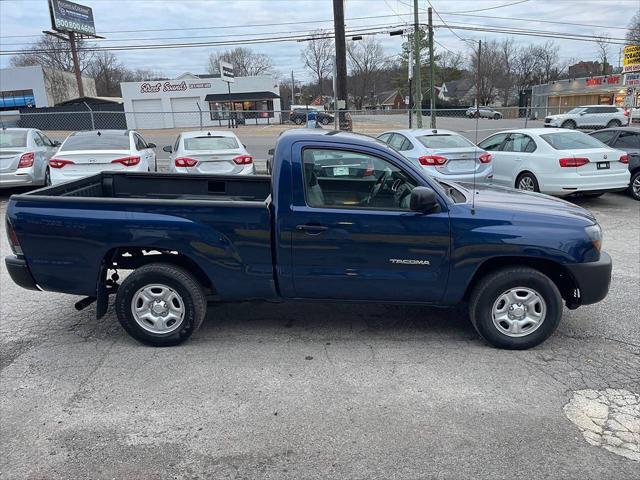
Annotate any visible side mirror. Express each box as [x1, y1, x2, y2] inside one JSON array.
[[147, 142, 156, 149], [52, 141, 61, 147], [410, 187, 439, 213], [163, 145, 173, 153], [268, 148, 275, 156], [579, 112, 585, 116]]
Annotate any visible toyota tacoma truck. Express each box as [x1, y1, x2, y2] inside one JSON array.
[[5, 129, 612, 349]]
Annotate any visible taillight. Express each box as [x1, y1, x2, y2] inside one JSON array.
[[619, 154, 629, 164], [478, 153, 492, 164], [233, 155, 253, 165], [559, 157, 589, 168], [49, 159, 75, 168], [6, 219, 23, 256], [175, 157, 198, 167], [18, 152, 35, 168], [111, 156, 141, 167], [418, 155, 448, 166]]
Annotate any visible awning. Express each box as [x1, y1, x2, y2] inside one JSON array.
[[205, 91, 280, 102]]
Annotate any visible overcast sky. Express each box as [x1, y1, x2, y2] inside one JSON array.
[[0, 0, 637, 82]]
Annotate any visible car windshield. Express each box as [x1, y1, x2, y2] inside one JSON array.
[[540, 131, 606, 150], [184, 136, 239, 150], [61, 134, 130, 151], [0, 130, 27, 148], [566, 108, 584, 114], [417, 134, 475, 149]]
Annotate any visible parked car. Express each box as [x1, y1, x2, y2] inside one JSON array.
[[377, 129, 493, 184], [0, 128, 60, 188], [589, 127, 640, 200], [6, 129, 612, 350], [48, 130, 156, 185], [543, 105, 629, 130], [290, 108, 334, 125], [466, 106, 502, 119], [164, 131, 255, 175], [478, 128, 630, 196]]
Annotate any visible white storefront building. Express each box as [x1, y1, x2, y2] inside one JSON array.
[[120, 73, 281, 130]]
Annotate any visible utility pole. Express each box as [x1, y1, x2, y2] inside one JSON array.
[[333, 0, 348, 128], [428, 7, 436, 128], [68, 32, 84, 98], [476, 40, 482, 114], [290, 70, 295, 107], [413, 0, 422, 128], [408, 39, 413, 128]]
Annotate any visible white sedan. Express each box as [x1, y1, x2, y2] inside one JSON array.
[[478, 128, 630, 196], [165, 131, 255, 175], [377, 129, 493, 184], [49, 130, 156, 185]]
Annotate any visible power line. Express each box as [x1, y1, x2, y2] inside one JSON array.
[[444, 0, 530, 14], [425, 0, 476, 45]]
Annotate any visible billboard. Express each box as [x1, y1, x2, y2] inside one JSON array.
[[219, 61, 235, 83], [623, 44, 640, 73], [48, 0, 96, 36]]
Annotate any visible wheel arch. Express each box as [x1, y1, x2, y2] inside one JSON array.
[[463, 256, 580, 308]]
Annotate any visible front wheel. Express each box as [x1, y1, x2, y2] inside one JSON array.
[[115, 263, 207, 346], [469, 267, 563, 349], [561, 120, 576, 129], [293, 117, 304, 125], [516, 172, 539, 192], [628, 170, 640, 201], [606, 119, 621, 128], [493, 114, 500, 120]]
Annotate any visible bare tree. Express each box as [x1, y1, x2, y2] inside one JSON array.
[[534, 41, 563, 83], [594, 33, 611, 74], [628, 10, 640, 45], [301, 30, 334, 94], [469, 39, 503, 106], [437, 50, 464, 84], [207, 47, 273, 77], [496, 38, 517, 106], [10, 34, 96, 73], [347, 37, 388, 109]]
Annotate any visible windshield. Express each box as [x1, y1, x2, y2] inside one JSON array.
[[418, 134, 475, 149], [0, 130, 27, 148], [566, 108, 584, 114], [61, 134, 130, 151], [540, 132, 607, 150], [183, 136, 239, 150]]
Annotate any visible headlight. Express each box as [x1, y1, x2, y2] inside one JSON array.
[[585, 224, 602, 252]]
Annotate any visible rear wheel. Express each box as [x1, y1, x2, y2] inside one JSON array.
[[493, 113, 501, 120], [293, 117, 304, 125], [628, 170, 640, 201], [561, 120, 576, 129], [115, 263, 207, 346], [606, 119, 621, 128], [516, 172, 539, 192], [469, 267, 563, 349]]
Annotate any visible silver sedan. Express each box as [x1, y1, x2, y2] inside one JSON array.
[[165, 130, 255, 175], [0, 128, 60, 188]]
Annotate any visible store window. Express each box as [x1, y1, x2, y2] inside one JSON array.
[[208, 99, 274, 120]]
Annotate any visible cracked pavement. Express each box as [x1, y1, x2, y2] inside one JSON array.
[[1, 181, 639, 479]]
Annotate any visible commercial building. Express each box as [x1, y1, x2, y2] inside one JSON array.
[[531, 74, 627, 117], [0, 65, 96, 110], [120, 73, 281, 129]]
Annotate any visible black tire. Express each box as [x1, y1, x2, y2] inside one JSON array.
[[44, 167, 51, 186], [515, 172, 540, 192], [628, 170, 640, 201], [115, 263, 207, 347], [493, 113, 500, 120], [561, 120, 576, 129], [606, 119, 621, 128], [320, 116, 331, 125], [293, 117, 304, 125], [469, 267, 563, 349]]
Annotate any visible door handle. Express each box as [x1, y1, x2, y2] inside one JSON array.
[[296, 224, 328, 233]]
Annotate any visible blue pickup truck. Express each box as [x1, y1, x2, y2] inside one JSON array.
[[5, 129, 611, 349]]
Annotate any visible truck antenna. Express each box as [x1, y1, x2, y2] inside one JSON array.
[[471, 107, 480, 215]]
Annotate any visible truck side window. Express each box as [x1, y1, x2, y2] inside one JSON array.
[[301, 148, 417, 210]]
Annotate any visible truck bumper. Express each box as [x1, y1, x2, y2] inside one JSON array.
[[4, 255, 40, 291], [565, 251, 612, 305]]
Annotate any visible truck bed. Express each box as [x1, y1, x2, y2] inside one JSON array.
[[8, 171, 277, 301]]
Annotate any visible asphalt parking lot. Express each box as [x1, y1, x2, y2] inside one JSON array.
[[1, 137, 639, 478]]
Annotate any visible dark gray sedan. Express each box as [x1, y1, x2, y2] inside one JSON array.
[[590, 127, 640, 200]]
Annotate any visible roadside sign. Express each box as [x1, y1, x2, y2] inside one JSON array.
[[48, 0, 96, 36], [625, 73, 640, 87], [623, 44, 640, 73], [219, 61, 235, 83]]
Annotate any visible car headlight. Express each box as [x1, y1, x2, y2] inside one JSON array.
[[585, 224, 602, 252]]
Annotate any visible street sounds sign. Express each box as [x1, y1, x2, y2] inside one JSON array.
[[623, 44, 640, 73], [220, 61, 235, 83], [48, 0, 96, 36]]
